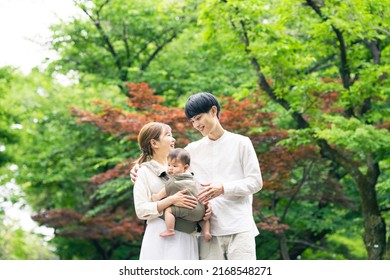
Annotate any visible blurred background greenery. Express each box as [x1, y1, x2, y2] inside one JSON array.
[[0, 0, 389, 260]]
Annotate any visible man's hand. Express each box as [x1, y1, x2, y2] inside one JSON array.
[[198, 183, 224, 203], [130, 163, 140, 183]]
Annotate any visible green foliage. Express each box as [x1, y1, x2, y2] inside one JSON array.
[[86, 177, 133, 217], [195, 0, 389, 259], [278, 129, 317, 149], [301, 230, 367, 260], [377, 159, 390, 251], [49, 0, 197, 89], [144, 22, 257, 100], [0, 67, 19, 168], [4, 0, 390, 260], [51, 237, 102, 260], [52, 236, 140, 260], [1, 69, 141, 259], [0, 222, 56, 260], [377, 160, 390, 208], [315, 116, 390, 160], [3, 70, 127, 211]]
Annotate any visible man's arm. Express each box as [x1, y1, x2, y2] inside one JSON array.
[[222, 137, 263, 196], [198, 137, 262, 203], [130, 163, 140, 183]]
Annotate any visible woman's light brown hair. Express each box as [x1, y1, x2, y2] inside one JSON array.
[[136, 122, 171, 164]]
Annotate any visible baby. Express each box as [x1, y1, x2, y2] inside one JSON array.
[[152, 148, 211, 240]]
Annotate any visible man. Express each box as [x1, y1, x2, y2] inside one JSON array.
[[131, 92, 262, 259], [183, 92, 262, 260]]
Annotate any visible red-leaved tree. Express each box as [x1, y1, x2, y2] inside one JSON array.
[[33, 82, 353, 259]]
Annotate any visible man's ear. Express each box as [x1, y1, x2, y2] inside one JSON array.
[[210, 105, 218, 117]]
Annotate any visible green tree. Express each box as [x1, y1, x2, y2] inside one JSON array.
[[3, 69, 142, 259], [0, 218, 57, 260], [198, 0, 390, 259], [1, 67, 57, 259], [8, 0, 389, 260], [49, 0, 197, 93], [0, 66, 18, 169]]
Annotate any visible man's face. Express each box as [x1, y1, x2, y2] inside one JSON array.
[[189, 106, 218, 137]]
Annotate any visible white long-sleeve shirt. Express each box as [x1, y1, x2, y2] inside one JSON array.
[[185, 130, 263, 236], [133, 161, 165, 221]]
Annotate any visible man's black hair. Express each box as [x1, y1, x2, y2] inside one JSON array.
[[184, 92, 221, 119]]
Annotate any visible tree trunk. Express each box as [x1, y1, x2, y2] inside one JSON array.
[[319, 144, 386, 259], [357, 159, 386, 259], [279, 233, 290, 260], [231, 3, 387, 259]]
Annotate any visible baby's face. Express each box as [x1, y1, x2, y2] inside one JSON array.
[[167, 159, 186, 175]]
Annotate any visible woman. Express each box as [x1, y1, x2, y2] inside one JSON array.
[[133, 122, 200, 260]]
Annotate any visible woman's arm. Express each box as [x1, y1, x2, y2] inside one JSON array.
[[157, 189, 198, 213], [133, 168, 163, 220], [134, 169, 198, 220]]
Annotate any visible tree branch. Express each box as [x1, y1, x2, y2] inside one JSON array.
[[359, 39, 381, 117], [76, 0, 123, 75], [226, 3, 365, 183], [304, 54, 337, 75], [280, 161, 315, 222], [140, 31, 178, 72], [305, 0, 353, 117], [96, 0, 111, 18], [122, 20, 131, 65], [288, 239, 327, 251], [230, 17, 310, 129]]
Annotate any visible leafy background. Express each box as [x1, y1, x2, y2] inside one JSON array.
[[1, 0, 389, 260]]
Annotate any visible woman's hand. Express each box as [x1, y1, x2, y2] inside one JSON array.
[[172, 189, 198, 209]]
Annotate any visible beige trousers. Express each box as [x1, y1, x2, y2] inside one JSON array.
[[199, 231, 256, 260]]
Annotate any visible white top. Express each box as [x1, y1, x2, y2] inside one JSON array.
[[185, 131, 263, 236], [133, 161, 163, 221], [133, 160, 198, 260]]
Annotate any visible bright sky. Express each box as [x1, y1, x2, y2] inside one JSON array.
[[1, 179, 54, 237], [0, 0, 80, 73]]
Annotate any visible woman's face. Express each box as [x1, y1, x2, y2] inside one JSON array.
[[154, 127, 176, 156]]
